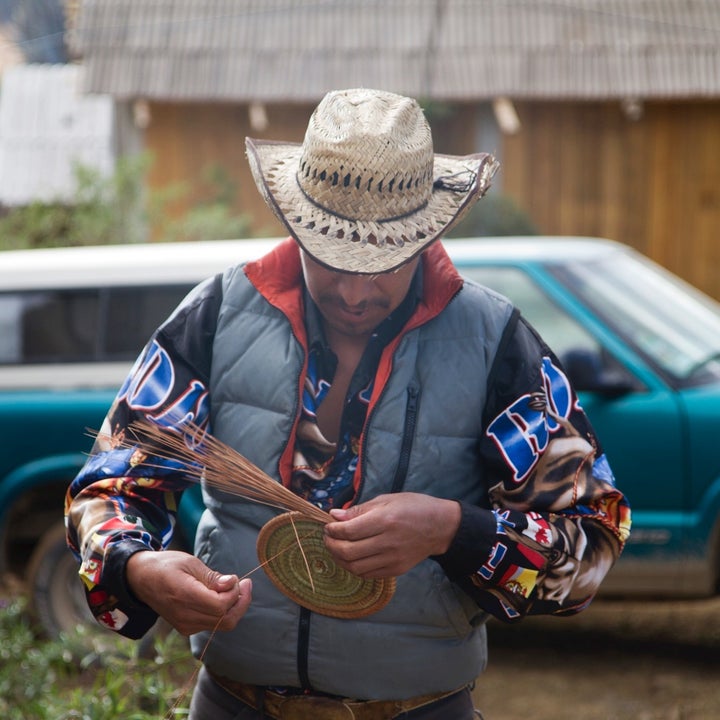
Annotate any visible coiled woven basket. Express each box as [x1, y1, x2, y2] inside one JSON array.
[[256, 512, 396, 619]]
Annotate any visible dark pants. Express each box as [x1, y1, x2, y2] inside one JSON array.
[[188, 666, 482, 720]]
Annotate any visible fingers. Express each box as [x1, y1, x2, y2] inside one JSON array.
[[323, 493, 462, 578], [325, 498, 386, 542], [204, 569, 240, 593], [176, 566, 252, 635], [203, 576, 252, 632], [126, 550, 253, 636], [325, 533, 400, 578], [168, 575, 252, 636], [324, 512, 400, 578], [328, 505, 359, 522], [331, 549, 397, 578], [223, 577, 253, 627]]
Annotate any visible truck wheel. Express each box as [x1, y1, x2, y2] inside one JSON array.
[[26, 521, 95, 638]]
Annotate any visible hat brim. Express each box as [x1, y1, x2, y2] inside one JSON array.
[[246, 138, 498, 274]]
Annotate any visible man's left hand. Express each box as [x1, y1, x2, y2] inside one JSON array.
[[323, 492, 461, 578]]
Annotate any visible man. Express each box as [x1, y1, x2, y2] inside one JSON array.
[[66, 88, 631, 719]]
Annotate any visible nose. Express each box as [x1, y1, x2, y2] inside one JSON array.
[[335, 274, 375, 307]]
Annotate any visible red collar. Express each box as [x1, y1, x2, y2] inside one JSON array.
[[243, 237, 463, 337]]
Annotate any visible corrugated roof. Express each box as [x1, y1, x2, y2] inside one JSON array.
[[0, 64, 114, 205], [71, 0, 720, 101]]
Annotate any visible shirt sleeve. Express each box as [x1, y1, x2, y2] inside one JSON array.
[[64, 273, 223, 638], [435, 313, 632, 623]]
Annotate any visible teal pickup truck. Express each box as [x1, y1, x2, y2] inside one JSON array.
[[3, 236, 720, 637]]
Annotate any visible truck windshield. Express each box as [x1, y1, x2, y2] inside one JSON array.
[[553, 250, 720, 386]]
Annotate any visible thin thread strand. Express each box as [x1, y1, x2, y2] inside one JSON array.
[[289, 513, 315, 593], [162, 529, 318, 718]]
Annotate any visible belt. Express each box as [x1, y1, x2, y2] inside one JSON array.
[[209, 673, 461, 720]]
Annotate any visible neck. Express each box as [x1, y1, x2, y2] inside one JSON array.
[[315, 323, 371, 444], [323, 324, 372, 363]]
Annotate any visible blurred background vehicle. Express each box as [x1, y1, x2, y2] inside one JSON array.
[[3, 235, 720, 638], [0, 240, 273, 635]]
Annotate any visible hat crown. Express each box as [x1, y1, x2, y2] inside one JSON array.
[[297, 89, 435, 222]]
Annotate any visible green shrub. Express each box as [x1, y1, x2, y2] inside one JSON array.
[[0, 155, 149, 250], [155, 165, 252, 243], [0, 594, 196, 719], [0, 154, 252, 251], [448, 193, 538, 238]]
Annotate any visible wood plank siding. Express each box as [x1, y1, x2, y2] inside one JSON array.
[[144, 101, 314, 238], [144, 98, 720, 298], [70, 0, 720, 298], [503, 101, 720, 298]]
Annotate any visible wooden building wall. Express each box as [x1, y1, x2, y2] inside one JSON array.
[[144, 101, 315, 239], [144, 99, 720, 300], [502, 101, 720, 299], [144, 101, 482, 240]]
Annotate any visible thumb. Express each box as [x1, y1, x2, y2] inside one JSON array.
[[329, 497, 383, 521], [328, 505, 362, 521], [199, 564, 239, 593]]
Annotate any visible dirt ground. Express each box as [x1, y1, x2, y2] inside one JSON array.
[[6, 568, 718, 719], [472, 596, 720, 720]]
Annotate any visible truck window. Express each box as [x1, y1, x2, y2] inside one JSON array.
[[0, 289, 99, 364], [0, 285, 191, 365], [104, 285, 191, 358]]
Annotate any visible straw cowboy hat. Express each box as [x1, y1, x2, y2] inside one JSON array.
[[246, 88, 498, 274]]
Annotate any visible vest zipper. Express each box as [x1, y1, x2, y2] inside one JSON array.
[[297, 385, 419, 686], [297, 606, 312, 689], [286, 323, 312, 689], [390, 384, 420, 493]]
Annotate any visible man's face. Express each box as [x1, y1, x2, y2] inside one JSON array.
[[300, 251, 420, 339]]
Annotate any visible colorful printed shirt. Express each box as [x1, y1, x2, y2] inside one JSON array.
[[291, 282, 419, 510], [65, 245, 631, 637]]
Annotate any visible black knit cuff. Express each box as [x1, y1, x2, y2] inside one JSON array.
[[432, 501, 497, 579], [101, 540, 158, 610]]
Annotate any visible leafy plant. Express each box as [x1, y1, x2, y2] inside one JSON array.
[[0, 594, 196, 719], [156, 165, 252, 243], [0, 153, 252, 251], [448, 193, 538, 238]]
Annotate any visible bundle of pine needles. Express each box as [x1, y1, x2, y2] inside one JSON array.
[[95, 419, 396, 620], [120, 419, 330, 525]]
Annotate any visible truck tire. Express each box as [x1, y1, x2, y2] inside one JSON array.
[[26, 520, 95, 638]]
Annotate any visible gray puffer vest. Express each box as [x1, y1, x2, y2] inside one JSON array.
[[190, 253, 514, 700]]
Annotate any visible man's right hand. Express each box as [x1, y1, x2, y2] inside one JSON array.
[[126, 550, 252, 636]]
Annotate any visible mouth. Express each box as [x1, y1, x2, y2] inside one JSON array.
[[339, 303, 368, 316], [334, 304, 370, 323], [317, 293, 391, 331]]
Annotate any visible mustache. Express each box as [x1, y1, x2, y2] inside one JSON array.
[[318, 293, 391, 312]]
